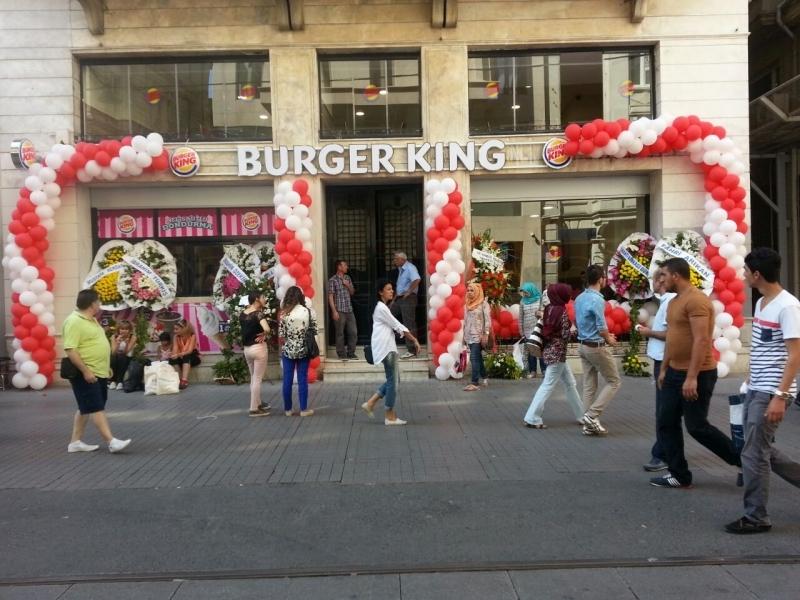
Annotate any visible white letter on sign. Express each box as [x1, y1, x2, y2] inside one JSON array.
[[407, 143, 431, 172], [238, 146, 260, 176], [372, 144, 395, 174], [294, 145, 318, 175], [478, 139, 506, 171], [349, 144, 368, 174], [319, 144, 345, 175]]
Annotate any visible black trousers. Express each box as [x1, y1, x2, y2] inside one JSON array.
[[390, 293, 417, 353], [110, 353, 131, 384], [657, 367, 740, 484]]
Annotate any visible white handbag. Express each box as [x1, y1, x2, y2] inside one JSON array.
[[143, 361, 180, 396]]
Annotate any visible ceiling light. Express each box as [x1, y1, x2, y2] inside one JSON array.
[[355, 111, 365, 116], [511, 104, 520, 110], [258, 114, 269, 120], [528, 214, 539, 218], [379, 89, 388, 95], [543, 205, 554, 209]]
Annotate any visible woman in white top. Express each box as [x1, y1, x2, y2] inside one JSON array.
[[361, 281, 420, 425], [278, 286, 318, 417]]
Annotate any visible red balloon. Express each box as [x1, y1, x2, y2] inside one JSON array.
[[592, 118, 606, 131], [13, 326, 30, 340], [21, 337, 39, 352], [719, 290, 735, 304], [605, 122, 622, 138], [672, 134, 688, 150], [304, 287, 315, 299], [278, 228, 294, 243], [729, 187, 746, 202], [708, 166, 726, 182], [273, 218, 285, 231], [579, 140, 595, 155], [300, 194, 312, 207], [31, 325, 48, 340], [430, 319, 445, 334], [29, 225, 47, 241], [426, 228, 441, 242], [452, 283, 467, 298], [446, 318, 461, 333], [652, 137, 668, 154], [11, 209, 21, 222], [709, 255, 727, 271], [728, 208, 745, 223], [719, 267, 736, 282], [581, 123, 598, 139], [448, 191, 462, 206], [438, 306, 453, 322], [151, 154, 169, 171], [727, 279, 744, 294], [662, 126, 678, 143], [310, 356, 321, 369], [427, 251, 442, 265], [286, 239, 303, 254], [721, 199, 735, 211], [685, 124, 702, 140], [438, 330, 454, 346], [699, 121, 714, 137], [499, 327, 511, 339], [15, 233, 33, 248], [451, 215, 465, 230], [612, 307, 627, 323], [95, 151, 111, 167], [432, 343, 445, 357], [289, 263, 304, 278], [59, 162, 76, 180], [712, 125, 727, 139], [21, 212, 39, 228], [733, 314, 745, 328], [35, 238, 49, 252], [726, 301, 743, 317], [735, 291, 746, 303], [297, 274, 311, 288], [443, 227, 458, 241], [22, 247, 40, 262], [307, 369, 317, 384], [17, 198, 35, 213], [11, 304, 29, 319], [713, 278, 727, 294], [564, 141, 579, 156], [274, 242, 286, 254], [616, 118, 630, 131], [711, 186, 729, 202], [8, 220, 26, 235], [737, 221, 749, 234], [32, 348, 50, 364], [498, 310, 513, 326], [565, 123, 582, 141], [434, 238, 449, 253], [637, 147, 651, 158], [297, 251, 312, 266], [21, 313, 37, 328], [703, 244, 719, 260], [292, 179, 309, 195], [722, 174, 740, 189], [279, 252, 295, 267], [38, 362, 55, 377], [594, 131, 610, 147], [434, 215, 450, 231], [83, 144, 98, 159], [442, 203, 460, 219], [704, 179, 717, 193]]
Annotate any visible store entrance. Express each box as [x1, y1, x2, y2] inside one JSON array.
[[325, 184, 425, 348]]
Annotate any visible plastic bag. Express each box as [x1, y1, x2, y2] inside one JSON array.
[[144, 361, 180, 396], [512, 339, 525, 370]]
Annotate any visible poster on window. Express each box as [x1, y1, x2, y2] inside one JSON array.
[[220, 208, 274, 236], [97, 210, 155, 239], [158, 209, 218, 238]]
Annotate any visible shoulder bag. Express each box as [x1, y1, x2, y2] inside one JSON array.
[[60, 356, 80, 380], [304, 307, 320, 359]]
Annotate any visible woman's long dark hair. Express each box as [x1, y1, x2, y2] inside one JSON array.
[[281, 286, 306, 315]]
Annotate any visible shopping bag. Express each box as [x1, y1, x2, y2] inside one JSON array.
[[729, 392, 745, 487], [143, 361, 180, 396], [525, 319, 545, 358], [457, 348, 468, 373], [512, 339, 525, 370]]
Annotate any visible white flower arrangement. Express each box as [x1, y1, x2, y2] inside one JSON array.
[[116, 240, 177, 310], [212, 243, 260, 312]]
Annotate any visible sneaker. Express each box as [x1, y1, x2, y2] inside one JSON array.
[[67, 440, 99, 453], [385, 418, 407, 426], [643, 458, 669, 472], [649, 473, 691, 488], [300, 409, 314, 417], [580, 414, 607, 434], [347, 353, 357, 360], [400, 352, 416, 359], [249, 407, 270, 417], [259, 403, 271, 412], [481, 378, 489, 387], [361, 401, 374, 418], [108, 438, 131, 453], [724, 517, 771, 534], [582, 426, 600, 436], [285, 411, 294, 417], [107, 382, 115, 389], [526, 373, 534, 379]]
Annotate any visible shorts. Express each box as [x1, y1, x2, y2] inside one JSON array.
[[169, 349, 201, 367], [70, 376, 109, 415]]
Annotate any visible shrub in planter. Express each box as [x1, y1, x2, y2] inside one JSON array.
[[484, 351, 523, 380], [212, 349, 249, 384]]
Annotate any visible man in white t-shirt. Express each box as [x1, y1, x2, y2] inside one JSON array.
[[638, 267, 677, 472], [725, 248, 800, 534]]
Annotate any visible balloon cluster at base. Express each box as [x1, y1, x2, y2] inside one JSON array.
[[424, 178, 467, 381], [2, 133, 169, 389], [563, 115, 748, 377]]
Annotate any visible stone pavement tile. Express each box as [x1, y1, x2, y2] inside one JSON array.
[[617, 566, 755, 600], [509, 568, 638, 599], [59, 581, 182, 599], [0, 586, 68, 600], [724, 564, 800, 600], [172, 578, 291, 599], [287, 574, 400, 599], [400, 572, 518, 600]]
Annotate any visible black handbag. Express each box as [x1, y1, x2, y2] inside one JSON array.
[[60, 356, 80, 379], [304, 308, 320, 359]]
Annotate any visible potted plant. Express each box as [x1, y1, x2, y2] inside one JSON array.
[[212, 349, 249, 385]]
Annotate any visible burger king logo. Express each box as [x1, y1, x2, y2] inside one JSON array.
[[10, 139, 37, 170], [169, 146, 200, 178], [542, 138, 573, 170], [238, 84, 257, 101], [241, 211, 261, 231], [364, 84, 380, 101], [146, 87, 161, 104], [116, 214, 137, 235], [485, 81, 500, 99]]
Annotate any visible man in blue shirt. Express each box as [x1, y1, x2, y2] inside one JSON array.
[[574, 264, 620, 435], [390, 251, 421, 358]]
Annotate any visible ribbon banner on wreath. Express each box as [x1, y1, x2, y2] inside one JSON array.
[[117, 240, 177, 311], [608, 233, 656, 300], [651, 231, 715, 296]]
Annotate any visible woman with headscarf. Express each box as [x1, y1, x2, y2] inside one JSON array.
[[522, 283, 583, 429], [519, 282, 546, 378], [462, 282, 492, 392]]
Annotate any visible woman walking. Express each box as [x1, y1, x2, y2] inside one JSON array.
[[462, 282, 491, 392], [109, 320, 137, 390], [240, 291, 272, 417], [361, 281, 420, 425], [279, 286, 317, 417], [169, 319, 201, 389], [519, 282, 546, 379], [522, 283, 584, 429]]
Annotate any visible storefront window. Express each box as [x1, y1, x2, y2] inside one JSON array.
[[82, 58, 271, 142], [470, 197, 648, 295], [319, 56, 422, 138], [468, 49, 652, 135]]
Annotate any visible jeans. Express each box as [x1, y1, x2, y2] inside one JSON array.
[[741, 390, 800, 525], [657, 367, 740, 485], [523, 362, 584, 426], [110, 353, 131, 384], [244, 343, 267, 410], [578, 344, 621, 418], [281, 355, 309, 411], [390, 294, 417, 353], [376, 351, 399, 409], [526, 350, 546, 375], [650, 360, 664, 461], [468, 343, 487, 384], [333, 311, 357, 358]]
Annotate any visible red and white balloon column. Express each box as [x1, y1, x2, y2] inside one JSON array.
[[272, 179, 320, 383], [563, 115, 748, 377], [2, 134, 169, 389], [424, 177, 467, 381]]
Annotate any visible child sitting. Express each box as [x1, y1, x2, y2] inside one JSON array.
[[157, 332, 172, 361]]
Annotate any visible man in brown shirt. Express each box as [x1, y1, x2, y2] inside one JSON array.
[[651, 257, 740, 488]]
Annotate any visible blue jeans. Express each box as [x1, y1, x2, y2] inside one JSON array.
[[281, 355, 309, 411], [527, 352, 546, 375], [469, 343, 487, 384], [523, 362, 584, 426], [376, 351, 399, 409]]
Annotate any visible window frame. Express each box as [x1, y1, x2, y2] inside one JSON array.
[[80, 54, 272, 143], [467, 46, 656, 137], [317, 52, 423, 140]]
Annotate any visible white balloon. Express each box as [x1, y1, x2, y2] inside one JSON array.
[[729, 232, 746, 247], [85, 160, 101, 177], [135, 152, 152, 168], [101, 168, 118, 181], [19, 291, 37, 306], [12, 373, 30, 389], [110, 157, 127, 173], [451, 239, 463, 251], [277, 181, 292, 194], [39, 167, 56, 184], [126, 164, 143, 176], [45, 153, 64, 170], [590, 148, 604, 159], [702, 135, 720, 151], [637, 308, 650, 324], [428, 308, 439, 321], [712, 300, 725, 314], [25, 176, 43, 191], [20, 266, 39, 282], [443, 249, 460, 263], [302, 240, 313, 252], [447, 341, 462, 355], [441, 178, 457, 194], [35, 205, 54, 219], [425, 179, 442, 194], [445, 271, 460, 286], [731, 339, 743, 352], [41, 218, 55, 231], [430, 273, 443, 287], [435, 261, 452, 276], [617, 130, 634, 147], [29, 374, 47, 390], [703, 150, 721, 165], [439, 354, 455, 370], [76, 169, 92, 183], [702, 222, 719, 237], [709, 232, 728, 248], [296, 227, 311, 241], [146, 132, 164, 146], [39, 312, 55, 326], [719, 152, 736, 169], [9, 256, 27, 272], [430, 295, 444, 309], [132, 135, 148, 152], [436, 284, 453, 299], [721, 350, 737, 365], [453, 259, 466, 274], [29, 279, 47, 294], [38, 291, 54, 305], [719, 243, 737, 259], [293, 204, 309, 219], [58, 144, 75, 160], [729, 254, 745, 269], [620, 302, 631, 314], [605, 139, 620, 156], [641, 130, 657, 146], [434, 365, 450, 381], [729, 162, 746, 175], [628, 140, 644, 154], [718, 220, 737, 235], [11, 279, 29, 293], [13, 349, 31, 364], [20, 360, 39, 377], [709, 208, 728, 224], [145, 141, 163, 157], [119, 145, 137, 163], [285, 191, 301, 207], [432, 191, 448, 207], [715, 313, 733, 329], [424, 218, 434, 230], [689, 151, 705, 164], [723, 325, 741, 340], [713, 337, 731, 352], [302, 217, 313, 230], [276, 204, 292, 220], [284, 215, 301, 231], [716, 362, 730, 378], [686, 139, 703, 153]]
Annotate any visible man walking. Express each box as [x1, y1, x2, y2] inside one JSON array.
[[638, 267, 676, 471], [575, 264, 621, 435], [62, 289, 131, 454], [390, 251, 421, 358], [327, 259, 357, 359], [651, 258, 739, 488], [725, 248, 800, 533]]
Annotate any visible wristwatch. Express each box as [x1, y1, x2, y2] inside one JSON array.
[[773, 390, 796, 403]]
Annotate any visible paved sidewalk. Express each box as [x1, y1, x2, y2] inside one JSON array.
[[1, 376, 800, 593]]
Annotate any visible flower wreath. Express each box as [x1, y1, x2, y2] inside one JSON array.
[[83, 240, 134, 311], [212, 243, 260, 312], [650, 230, 714, 295], [116, 240, 177, 310], [471, 229, 512, 306], [608, 233, 657, 300]]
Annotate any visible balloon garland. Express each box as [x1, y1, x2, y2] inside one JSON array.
[[563, 115, 748, 377], [423, 177, 467, 381], [2, 134, 170, 389], [271, 179, 321, 383]]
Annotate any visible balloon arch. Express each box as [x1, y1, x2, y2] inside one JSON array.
[[3, 114, 748, 389]]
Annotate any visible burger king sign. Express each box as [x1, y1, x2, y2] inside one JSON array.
[[542, 138, 573, 170], [169, 146, 200, 178]]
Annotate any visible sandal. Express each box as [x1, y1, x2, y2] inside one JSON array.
[[523, 422, 547, 429], [179, 379, 189, 390], [463, 384, 480, 391]]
